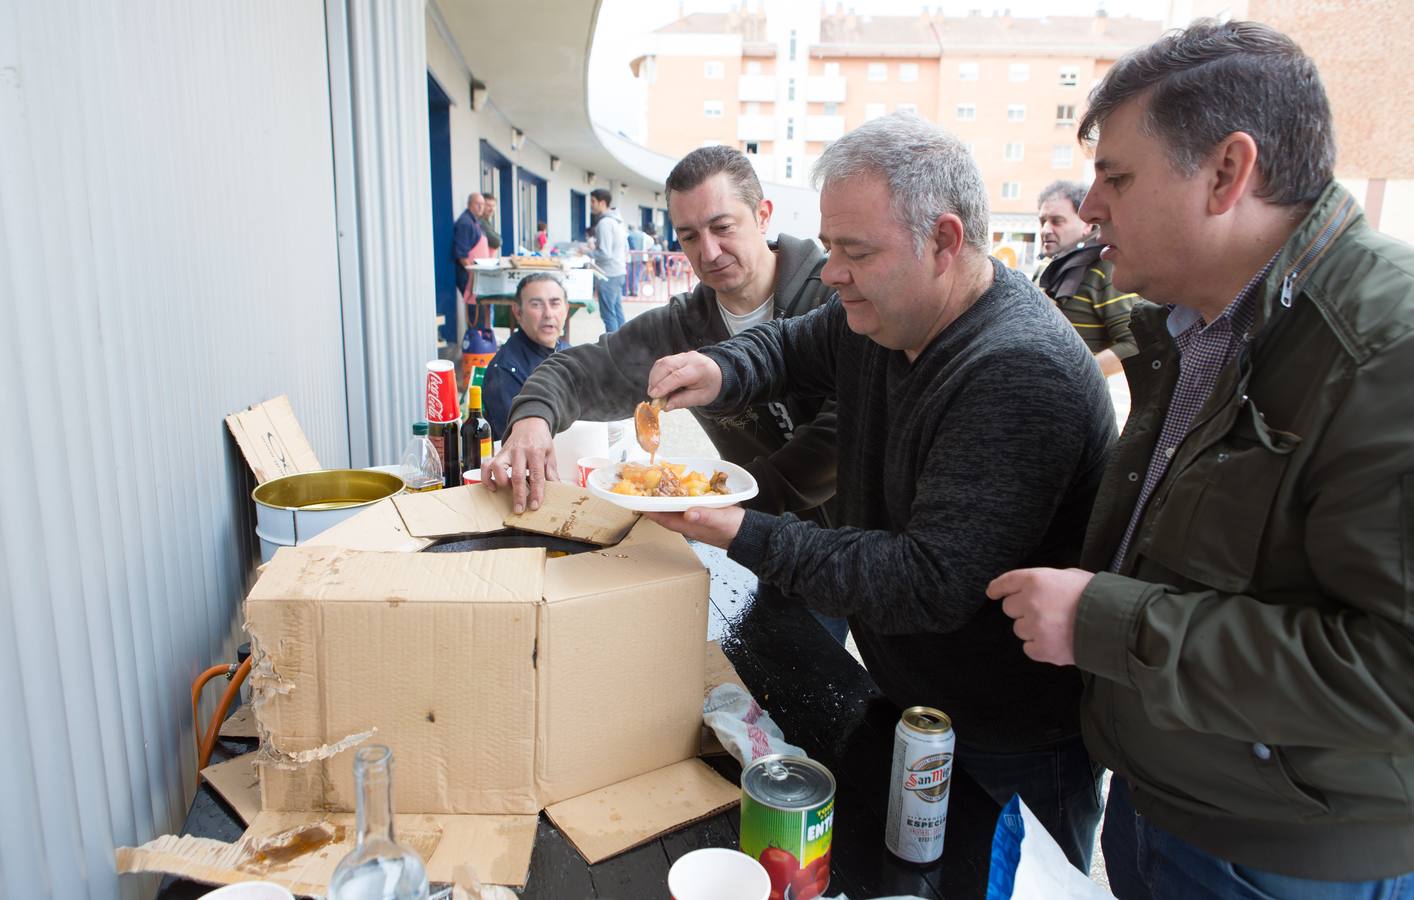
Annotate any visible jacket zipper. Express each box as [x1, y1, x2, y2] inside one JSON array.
[[1279, 197, 1355, 308]]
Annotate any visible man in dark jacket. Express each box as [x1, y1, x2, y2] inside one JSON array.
[[484, 145, 846, 641], [482, 273, 570, 437], [990, 20, 1414, 897]]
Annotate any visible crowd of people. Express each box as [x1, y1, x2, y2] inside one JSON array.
[[477, 20, 1414, 898]]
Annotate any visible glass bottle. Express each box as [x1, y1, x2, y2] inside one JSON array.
[[398, 422, 442, 492], [328, 745, 429, 900], [460, 386, 493, 475]]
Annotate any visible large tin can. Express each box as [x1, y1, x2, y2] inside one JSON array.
[[740, 755, 835, 900], [885, 706, 955, 864]]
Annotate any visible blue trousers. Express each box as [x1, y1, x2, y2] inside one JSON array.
[[956, 733, 1103, 872], [597, 274, 625, 332], [1104, 776, 1414, 899]]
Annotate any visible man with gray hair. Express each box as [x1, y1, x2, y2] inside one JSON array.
[[1035, 180, 1138, 375], [641, 112, 1115, 868]]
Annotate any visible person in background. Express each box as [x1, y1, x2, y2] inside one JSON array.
[[1034, 180, 1138, 376], [625, 222, 648, 297], [481, 192, 502, 255], [535, 221, 548, 253], [485, 146, 847, 643], [452, 192, 489, 298], [639, 114, 1114, 869], [482, 273, 569, 437], [588, 188, 627, 331], [989, 20, 1414, 898]]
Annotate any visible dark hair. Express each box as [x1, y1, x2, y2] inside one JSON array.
[[513, 272, 566, 305], [643, 222, 657, 236], [590, 188, 613, 205], [1037, 180, 1088, 213], [1080, 19, 1333, 207], [536, 221, 547, 230], [665, 146, 763, 210]]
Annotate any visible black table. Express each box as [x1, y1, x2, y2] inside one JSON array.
[[159, 543, 998, 898]]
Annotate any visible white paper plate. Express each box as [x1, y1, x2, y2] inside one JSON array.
[[587, 456, 758, 512]]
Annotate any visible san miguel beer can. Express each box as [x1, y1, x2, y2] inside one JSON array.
[[740, 755, 835, 900], [885, 706, 955, 864]]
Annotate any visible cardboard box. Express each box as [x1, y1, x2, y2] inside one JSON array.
[[242, 482, 738, 885]]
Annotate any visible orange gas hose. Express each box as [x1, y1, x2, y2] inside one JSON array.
[[192, 657, 252, 785]]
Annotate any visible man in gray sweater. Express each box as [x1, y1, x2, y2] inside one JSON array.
[[644, 113, 1115, 869], [588, 188, 627, 332]]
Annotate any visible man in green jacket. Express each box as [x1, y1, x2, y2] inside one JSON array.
[[989, 20, 1414, 897]]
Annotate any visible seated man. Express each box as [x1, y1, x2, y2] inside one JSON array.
[[1034, 180, 1138, 377], [484, 145, 845, 642], [481, 273, 569, 438], [642, 113, 1115, 870]]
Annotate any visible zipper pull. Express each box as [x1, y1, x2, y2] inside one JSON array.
[[1280, 273, 1295, 308]]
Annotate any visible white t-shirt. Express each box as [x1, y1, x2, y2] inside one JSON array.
[[719, 296, 774, 335]]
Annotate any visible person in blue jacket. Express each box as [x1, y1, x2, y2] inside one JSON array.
[[482, 273, 570, 437]]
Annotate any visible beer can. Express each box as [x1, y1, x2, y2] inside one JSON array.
[[425, 360, 459, 424], [740, 755, 835, 900], [885, 706, 955, 864]]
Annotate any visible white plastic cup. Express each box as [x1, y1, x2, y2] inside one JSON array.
[[668, 848, 771, 900], [576, 455, 612, 488], [199, 882, 296, 900]]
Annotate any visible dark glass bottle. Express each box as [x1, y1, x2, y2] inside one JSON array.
[[427, 416, 461, 489], [461, 385, 493, 475]]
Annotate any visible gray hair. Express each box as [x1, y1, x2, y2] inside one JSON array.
[[1037, 180, 1088, 214], [812, 112, 989, 256], [513, 272, 566, 305]]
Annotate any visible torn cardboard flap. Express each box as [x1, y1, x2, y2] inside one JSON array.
[[225, 395, 321, 484], [394, 484, 513, 538], [545, 759, 741, 864], [503, 481, 639, 546], [303, 497, 433, 553], [219, 705, 258, 740], [201, 752, 261, 826]]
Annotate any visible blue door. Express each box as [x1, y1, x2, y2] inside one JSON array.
[[427, 73, 456, 345], [570, 190, 587, 241]]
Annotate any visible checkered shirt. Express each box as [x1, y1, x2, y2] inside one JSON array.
[[1109, 258, 1278, 572]]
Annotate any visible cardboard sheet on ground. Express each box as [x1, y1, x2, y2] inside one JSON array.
[[225, 395, 321, 484], [201, 752, 261, 825]]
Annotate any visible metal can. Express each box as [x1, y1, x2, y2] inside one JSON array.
[[885, 705, 955, 864], [740, 755, 835, 900]]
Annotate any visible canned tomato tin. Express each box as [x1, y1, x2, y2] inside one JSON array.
[[885, 705, 955, 864], [740, 755, 835, 900]]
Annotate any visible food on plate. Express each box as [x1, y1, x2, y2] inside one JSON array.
[[610, 462, 732, 498]]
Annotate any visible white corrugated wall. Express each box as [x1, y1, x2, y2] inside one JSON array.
[[0, 0, 431, 896]]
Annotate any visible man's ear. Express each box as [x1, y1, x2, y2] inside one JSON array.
[[757, 199, 774, 233], [1208, 131, 1260, 216], [508, 303, 523, 329], [930, 213, 967, 273]]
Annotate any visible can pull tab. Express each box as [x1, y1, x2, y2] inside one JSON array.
[[765, 759, 791, 781]]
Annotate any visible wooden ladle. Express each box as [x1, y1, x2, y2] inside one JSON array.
[[634, 397, 666, 462]]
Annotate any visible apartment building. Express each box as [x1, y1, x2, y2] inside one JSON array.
[[633, 7, 1162, 265]]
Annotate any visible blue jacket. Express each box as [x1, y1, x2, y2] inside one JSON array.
[[483, 329, 568, 437]]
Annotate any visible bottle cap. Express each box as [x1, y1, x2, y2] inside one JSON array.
[[469, 386, 483, 407], [413, 421, 429, 435]]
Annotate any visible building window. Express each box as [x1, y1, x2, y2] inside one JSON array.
[[897, 102, 918, 115], [1007, 104, 1026, 122], [899, 62, 919, 82], [868, 63, 887, 82], [745, 61, 762, 75], [823, 101, 838, 115], [788, 78, 796, 101], [958, 61, 979, 81], [785, 156, 794, 178], [1056, 104, 1077, 125], [824, 62, 840, 77], [1002, 181, 1021, 200], [1009, 62, 1030, 82], [864, 102, 886, 120], [704, 100, 724, 118], [789, 29, 797, 61], [1004, 142, 1025, 161], [786, 117, 795, 139], [956, 103, 977, 121], [1052, 145, 1074, 168], [705, 60, 724, 79], [1059, 65, 1079, 87], [745, 101, 760, 115], [745, 141, 760, 154]]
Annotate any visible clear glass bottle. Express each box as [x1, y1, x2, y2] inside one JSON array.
[[398, 422, 442, 492], [328, 745, 429, 900]]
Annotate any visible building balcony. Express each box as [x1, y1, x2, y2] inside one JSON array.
[[803, 115, 845, 143], [737, 114, 778, 141], [805, 75, 847, 103], [738, 74, 777, 103]]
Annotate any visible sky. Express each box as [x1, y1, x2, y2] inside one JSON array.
[[588, 0, 1182, 139]]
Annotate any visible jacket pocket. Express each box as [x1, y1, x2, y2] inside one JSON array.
[[1250, 744, 1331, 817]]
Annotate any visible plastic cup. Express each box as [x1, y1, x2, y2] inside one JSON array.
[[463, 468, 482, 486], [668, 848, 771, 900], [576, 455, 612, 488]]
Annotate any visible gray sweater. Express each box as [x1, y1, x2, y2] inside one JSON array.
[[702, 260, 1115, 751]]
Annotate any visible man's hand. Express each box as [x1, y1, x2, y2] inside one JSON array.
[[647, 351, 723, 412], [642, 506, 745, 550], [986, 567, 1095, 666], [484, 417, 559, 513]]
